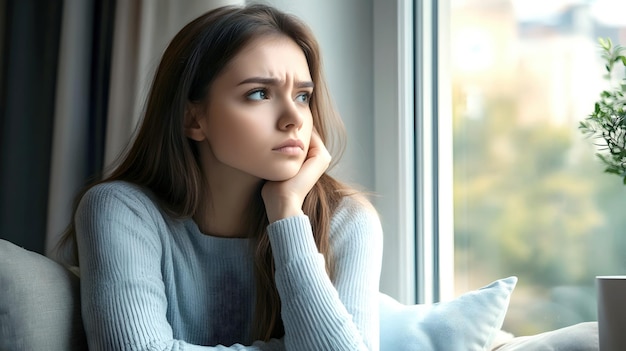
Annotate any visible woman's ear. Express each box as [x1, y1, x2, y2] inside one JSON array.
[[184, 102, 207, 142]]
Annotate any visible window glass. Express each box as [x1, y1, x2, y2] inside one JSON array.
[[450, 0, 626, 335]]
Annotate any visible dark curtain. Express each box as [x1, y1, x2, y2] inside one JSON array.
[[0, 0, 116, 254], [87, 0, 116, 181], [0, 0, 64, 254]]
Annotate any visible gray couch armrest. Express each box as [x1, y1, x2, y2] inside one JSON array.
[[0, 239, 87, 351]]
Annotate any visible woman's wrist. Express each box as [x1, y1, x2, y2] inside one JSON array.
[[266, 206, 304, 223]]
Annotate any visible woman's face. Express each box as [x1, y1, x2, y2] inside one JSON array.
[[189, 34, 314, 182]]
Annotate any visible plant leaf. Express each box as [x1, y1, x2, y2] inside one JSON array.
[[583, 38, 626, 187]]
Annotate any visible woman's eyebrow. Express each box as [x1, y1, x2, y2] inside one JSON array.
[[237, 77, 314, 88]]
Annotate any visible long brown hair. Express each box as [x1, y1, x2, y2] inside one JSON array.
[[59, 4, 351, 342]]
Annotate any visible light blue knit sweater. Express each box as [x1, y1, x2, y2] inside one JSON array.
[[75, 181, 383, 351]]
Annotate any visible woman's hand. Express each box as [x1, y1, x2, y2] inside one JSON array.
[[262, 131, 331, 223]]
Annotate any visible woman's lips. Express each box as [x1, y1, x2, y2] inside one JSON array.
[[273, 139, 304, 155]]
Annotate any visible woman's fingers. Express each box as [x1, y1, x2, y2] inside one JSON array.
[[261, 131, 330, 222], [299, 131, 331, 183]]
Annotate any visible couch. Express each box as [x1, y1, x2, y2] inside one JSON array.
[[0, 239, 599, 351]]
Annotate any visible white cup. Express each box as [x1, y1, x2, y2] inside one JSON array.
[[597, 276, 626, 351]]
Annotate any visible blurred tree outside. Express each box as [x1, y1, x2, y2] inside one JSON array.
[[451, 0, 626, 336]]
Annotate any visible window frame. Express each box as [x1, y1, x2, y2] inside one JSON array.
[[373, 0, 416, 304], [374, 0, 454, 304], [413, 0, 455, 304]]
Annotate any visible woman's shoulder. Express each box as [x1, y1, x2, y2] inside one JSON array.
[[330, 193, 382, 239], [81, 180, 151, 201], [334, 192, 379, 220], [78, 180, 160, 216]]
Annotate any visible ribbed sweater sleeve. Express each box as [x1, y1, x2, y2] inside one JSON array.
[[268, 198, 383, 351]]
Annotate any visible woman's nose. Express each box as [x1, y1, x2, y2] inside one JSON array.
[[277, 100, 304, 130]]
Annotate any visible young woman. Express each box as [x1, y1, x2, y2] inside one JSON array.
[[61, 4, 382, 350]]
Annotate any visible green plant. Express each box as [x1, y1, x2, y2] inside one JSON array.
[[579, 38, 626, 184]]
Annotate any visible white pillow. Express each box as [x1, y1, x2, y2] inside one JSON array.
[[494, 322, 598, 351], [380, 276, 517, 351]]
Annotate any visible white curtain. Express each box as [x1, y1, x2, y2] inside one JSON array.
[[46, 0, 243, 255]]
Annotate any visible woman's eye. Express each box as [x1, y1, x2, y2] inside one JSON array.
[[295, 92, 310, 104], [247, 89, 268, 101]]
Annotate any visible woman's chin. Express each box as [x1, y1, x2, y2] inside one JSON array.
[[263, 169, 300, 182]]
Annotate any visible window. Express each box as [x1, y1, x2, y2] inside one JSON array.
[[448, 0, 626, 335]]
